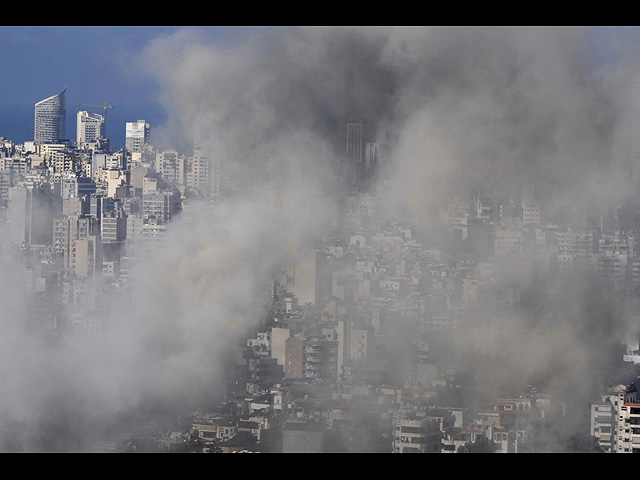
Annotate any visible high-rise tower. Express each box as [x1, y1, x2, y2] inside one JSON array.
[[125, 120, 150, 153], [346, 121, 363, 188], [346, 121, 379, 192], [34, 87, 67, 144], [76, 110, 105, 145]]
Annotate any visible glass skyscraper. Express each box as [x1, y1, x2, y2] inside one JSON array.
[[34, 87, 67, 144]]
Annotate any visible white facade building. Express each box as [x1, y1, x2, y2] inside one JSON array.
[[76, 110, 105, 145], [125, 120, 150, 153], [591, 384, 639, 453]]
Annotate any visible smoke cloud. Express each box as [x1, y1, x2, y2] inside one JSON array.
[[2, 26, 640, 451]]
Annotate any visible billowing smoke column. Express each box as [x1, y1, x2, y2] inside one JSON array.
[[143, 27, 640, 225], [134, 25, 640, 434], [2, 26, 640, 451], [376, 28, 637, 222]]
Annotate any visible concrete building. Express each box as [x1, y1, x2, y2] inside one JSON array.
[[141, 220, 167, 244], [43, 147, 78, 174], [125, 120, 150, 154], [71, 235, 101, 278], [392, 414, 442, 453], [142, 190, 179, 224], [345, 121, 363, 188], [142, 173, 159, 195], [271, 327, 291, 369], [60, 174, 96, 200], [595, 253, 627, 286], [193, 417, 238, 443], [125, 214, 144, 244], [0, 170, 13, 207], [76, 110, 105, 146], [53, 214, 100, 272], [494, 229, 523, 256], [186, 140, 211, 197], [291, 249, 317, 306], [337, 319, 374, 379], [304, 334, 338, 380], [591, 383, 639, 453], [274, 293, 298, 315], [591, 402, 615, 452], [62, 195, 89, 217], [282, 420, 325, 453], [616, 401, 640, 453], [248, 357, 283, 387], [467, 217, 494, 259], [363, 141, 378, 190], [0, 157, 31, 177], [284, 336, 304, 379], [521, 184, 541, 226], [156, 149, 185, 186], [557, 230, 597, 266], [8, 183, 60, 246], [101, 209, 127, 244]]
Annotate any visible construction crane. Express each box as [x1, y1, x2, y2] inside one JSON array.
[[79, 102, 113, 123], [78, 102, 114, 149]]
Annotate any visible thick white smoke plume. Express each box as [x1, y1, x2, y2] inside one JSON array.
[[2, 27, 640, 451]]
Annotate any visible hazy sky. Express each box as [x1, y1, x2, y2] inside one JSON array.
[[0, 26, 280, 147], [0, 26, 638, 149]]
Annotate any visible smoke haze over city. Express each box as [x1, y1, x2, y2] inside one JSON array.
[[3, 26, 640, 452]]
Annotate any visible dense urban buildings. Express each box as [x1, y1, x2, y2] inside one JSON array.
[[3, 81, 640, 453]]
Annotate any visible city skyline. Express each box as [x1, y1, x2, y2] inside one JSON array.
[[5, 26, 640, 452], [0, 27, 282, 149], [0, 26, 639, 149]]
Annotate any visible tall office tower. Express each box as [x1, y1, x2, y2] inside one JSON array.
[[70, 235, 102, 279], [200, 130, 221, 200], [521, 183, 541, 226], [53, 214, 100, 272], [187, 138, 211, 198], [125, 120, 150, 153], [346, 122, 363, 189], [363, 141, 378, 192], [156, 149, 185, 186], [210, 155, 221, 201], [142, 190, 180, 224], [284, 337, 304, 379], [101, 209, 127, 244], [8, 183, 60, 247], [364, 141, 378, 174], [0, 170, 13, 207], [34, 87, 67, 144], [632, 78, 640, 185], [76, 110, 105, 145]]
